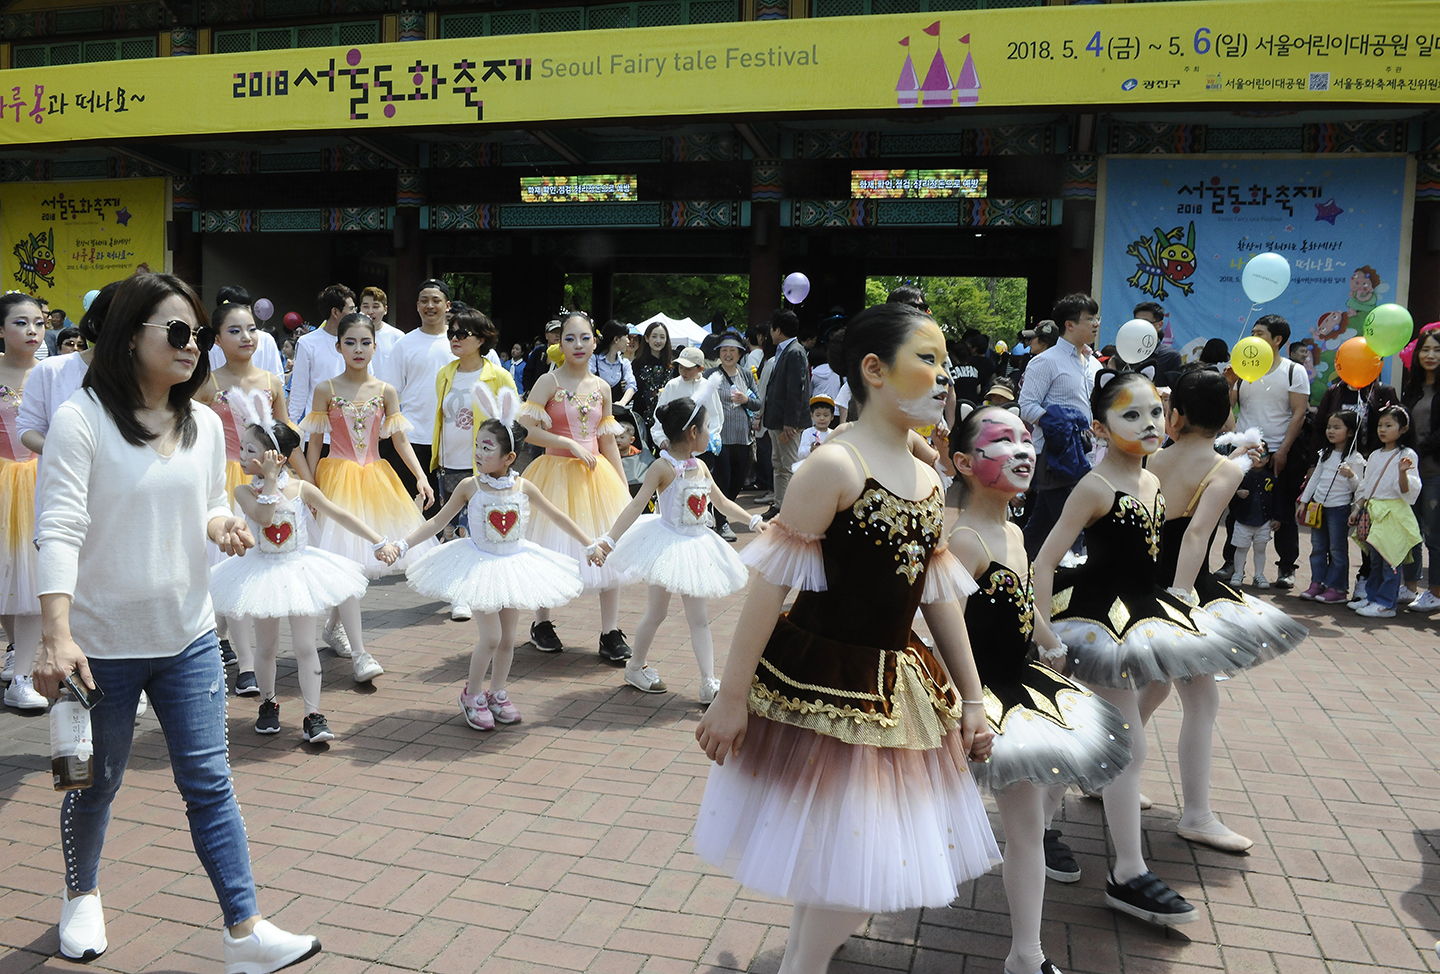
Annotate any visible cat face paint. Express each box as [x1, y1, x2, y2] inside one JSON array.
[[970, 412, 1034, 493], [1103, 384, 1165, 456]]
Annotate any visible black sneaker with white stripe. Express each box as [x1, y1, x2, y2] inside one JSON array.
[[529, 620, 564, 653], [1105, 870, 1197, 926], [1043, 829, 1080, 883]]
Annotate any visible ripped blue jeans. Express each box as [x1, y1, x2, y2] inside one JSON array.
[[61, 630, 259, 926]]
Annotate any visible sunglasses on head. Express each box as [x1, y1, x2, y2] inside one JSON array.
[[143, 319, 215, 352]]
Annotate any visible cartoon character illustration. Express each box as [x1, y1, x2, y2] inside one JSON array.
[[12, 228, 55, 292], [1314, 310, 1352, 342], [1347, 266, 1380, 317], [1126, 222, 1197, 300]]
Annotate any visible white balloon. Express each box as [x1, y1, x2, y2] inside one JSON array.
[[782, 272, 810, 305], [1115, 318, 1160, 365], [82, 289, 101, 311], [1241, 252, 1290, 304]]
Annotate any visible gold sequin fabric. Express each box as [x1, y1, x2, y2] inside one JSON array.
[[332, 395, 385, 457], [850, 485, 943, 583]]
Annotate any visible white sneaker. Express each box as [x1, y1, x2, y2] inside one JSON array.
[[222, 919, 321, 974], [624, 662, 667, 693], [449, 602, 472, 622], [321, 622, 352, 658], [1409, 590, 1440, 612], [1254, 574, 1271, 589], [1355, 602, 1396, 618], [136, 691, 148, 719], [4, 674, 47, 710], [699, 678, 721, 705], [1, 645, 13, 681], [1230, 572, 1245, 587], [1347, 598, 1371, 612], [59, 888, 107, 961], [1398, 586, 1420, 604], [352, 650, 384, 683]]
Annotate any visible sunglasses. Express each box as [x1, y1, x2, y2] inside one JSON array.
[[447, 328, 475, 340], [143, 319, 215, 352]]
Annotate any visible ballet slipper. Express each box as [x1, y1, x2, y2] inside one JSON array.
[[1080, 787, 1153, 810], [1176, 816, 1253, 853]]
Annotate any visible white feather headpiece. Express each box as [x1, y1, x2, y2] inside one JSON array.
[[229, 387, 281, 452], [1214, 425, 1265, 471]]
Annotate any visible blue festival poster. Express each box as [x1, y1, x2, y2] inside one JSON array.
[[1100, 156, 1410, 402]]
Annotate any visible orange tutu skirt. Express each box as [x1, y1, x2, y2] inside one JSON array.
[[0, 456, 39, 614], [224, 459, 246, 505], [313, 456, 434, 577], [524, 453, 631, 592]]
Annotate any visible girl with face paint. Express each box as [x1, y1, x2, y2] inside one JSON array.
[[693, 303, 1001, 974], [1033, 369, 1251, 929], [1142, 367, 1307, 855], [947, 406, 1132, 974]]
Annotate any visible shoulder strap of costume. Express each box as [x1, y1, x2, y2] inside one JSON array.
[[1091, 472, 1118, 493], [836, 439, 872, 479], [1181, 457, 1230, 518], [951, 524, 994, 563]]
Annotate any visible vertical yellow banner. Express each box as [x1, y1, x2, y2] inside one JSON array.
[[0, 178, 166, 314]]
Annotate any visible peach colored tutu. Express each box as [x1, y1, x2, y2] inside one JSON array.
[[0, 456, 38, 614], [693, 715, 1001, 913]]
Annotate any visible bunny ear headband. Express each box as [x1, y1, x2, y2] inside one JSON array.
[[684, 371, 725, 429], [229, 387, 281, 452], [472, 382, 522, 429]]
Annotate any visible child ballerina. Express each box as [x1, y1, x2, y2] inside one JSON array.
[[0, 293, 47, 711], [302, 313, 435, 679], [402, 384, 599, 730], [1145, 367, 1307, 854], [211, 409, 400, 743], [518, 311, 634, 663], [1033, 369, 1253, 927], [194, 301, 309, 696], [694, 303, 1000, 974], [947, 403, 1132, 974], [595, 389, 765, 703], [1348, 404, 1422, 617]]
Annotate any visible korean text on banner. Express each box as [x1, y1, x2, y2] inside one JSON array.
[[0, 0, 1438, 145], [0, 178, 167, 313], [1100, 157, 1409, 404]]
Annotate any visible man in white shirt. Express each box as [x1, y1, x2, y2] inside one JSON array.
[[287, 284, 357, 430], [1017, 293, 1102, 557], [378, 278, 456, 517], [1225, 314, 1310, 588], [360, 285, 404, 362]]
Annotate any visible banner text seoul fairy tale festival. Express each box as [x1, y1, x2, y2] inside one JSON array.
[[0, 0, 1436, 146]]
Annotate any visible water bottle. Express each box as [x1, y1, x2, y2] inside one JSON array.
[[50, 691, 94, 791]]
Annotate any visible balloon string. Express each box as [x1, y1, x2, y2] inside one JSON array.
[[1237, 303, 1260, 345]]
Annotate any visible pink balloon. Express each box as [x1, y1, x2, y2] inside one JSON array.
[[253, 297, 275, 321], [782, 272, 810, 305]]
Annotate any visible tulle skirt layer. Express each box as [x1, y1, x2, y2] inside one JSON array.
[[524, 454, 631, 592], [313, 456, 434, 577], [406, 538, 584, 612], [608, 517, 748, 599], [210, 547, 369, 619], [977, 664, 1133, 794], [1193, 573, 1307, 666], [0, 457, 38, 614], [693, 715, 1001, 913]]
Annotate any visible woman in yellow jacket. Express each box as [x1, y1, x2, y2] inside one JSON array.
[[431, 310, 518, 620]]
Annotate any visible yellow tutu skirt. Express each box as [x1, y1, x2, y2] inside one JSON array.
[[0, 456, 39, 614], [524, 454, 632, 592], [224, 459, 246, 505], [313, 456, 434, 578]]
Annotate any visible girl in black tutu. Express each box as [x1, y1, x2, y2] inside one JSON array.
[[948, 404, 1131, 974], [1144, 367, 1306, 852]]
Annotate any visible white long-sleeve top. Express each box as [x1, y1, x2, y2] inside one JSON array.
[[650, 373, 724, 450], [1299, 449, 1366, 507], [1354, 446, 1421, 506], [17, 349, 87, 441], [37, 392, 232, 659]]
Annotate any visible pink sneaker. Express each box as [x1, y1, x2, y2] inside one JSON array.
[[1299, 582, 1324, 600], [1317, 588, 1347, 603], [486, 690, 521, 724], [460, 686, 495, 730]]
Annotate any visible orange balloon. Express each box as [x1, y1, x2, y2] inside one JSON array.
[[1335, 336, 1382, 389]]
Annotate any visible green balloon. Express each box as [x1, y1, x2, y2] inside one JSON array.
[[1364, 303, 1413, 358]]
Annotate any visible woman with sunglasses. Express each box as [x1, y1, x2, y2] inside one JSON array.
[[430, 309, 517, 621], [32, 273, 322, 973]]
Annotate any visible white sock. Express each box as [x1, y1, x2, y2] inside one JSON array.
[[681, 595, 715, 683], [996, 783, 1047, 974], [776, 904, 869, 974], [1091, 686, 1149, 884]]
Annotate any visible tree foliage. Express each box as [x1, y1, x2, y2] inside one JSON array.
[[612, 274, 749, 328], [865, 276, 1028, 346]]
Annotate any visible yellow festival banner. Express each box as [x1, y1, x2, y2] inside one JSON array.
[[0, 0, 1435, 146], [0, 178, 167, 310]]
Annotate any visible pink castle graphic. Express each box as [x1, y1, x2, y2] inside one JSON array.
[[954, 34, 980, 105], [896, 25, 979, 108], [896, 36, 919, 107]]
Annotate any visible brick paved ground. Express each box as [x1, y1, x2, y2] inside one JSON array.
[[3, 504, 1440, 974]]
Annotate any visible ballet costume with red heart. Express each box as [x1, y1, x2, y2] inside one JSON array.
[[606, 452, 749, 600], [404, 477, 585, 614], [209, 488, 370, 620]]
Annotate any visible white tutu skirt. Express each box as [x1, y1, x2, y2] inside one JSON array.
[[210, 548, 369, 619], [1193, 576, 1307, 666], [406, 538, 584, 613], [608, 517, 749, 599], [1054, 610, 1257, 689], [694, 715, 1001, 913], [314, 517, 434, 580], [976, 680, 1133, 794]]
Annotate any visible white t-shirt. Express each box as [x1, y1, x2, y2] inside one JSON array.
[[287, 327, 354, 425], [209, 329, 285, 378], [1235, 359, 1309, 451], [439, 368, 483, 470], [37, 392, 232, 659], [383, 329, 456, 446]]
